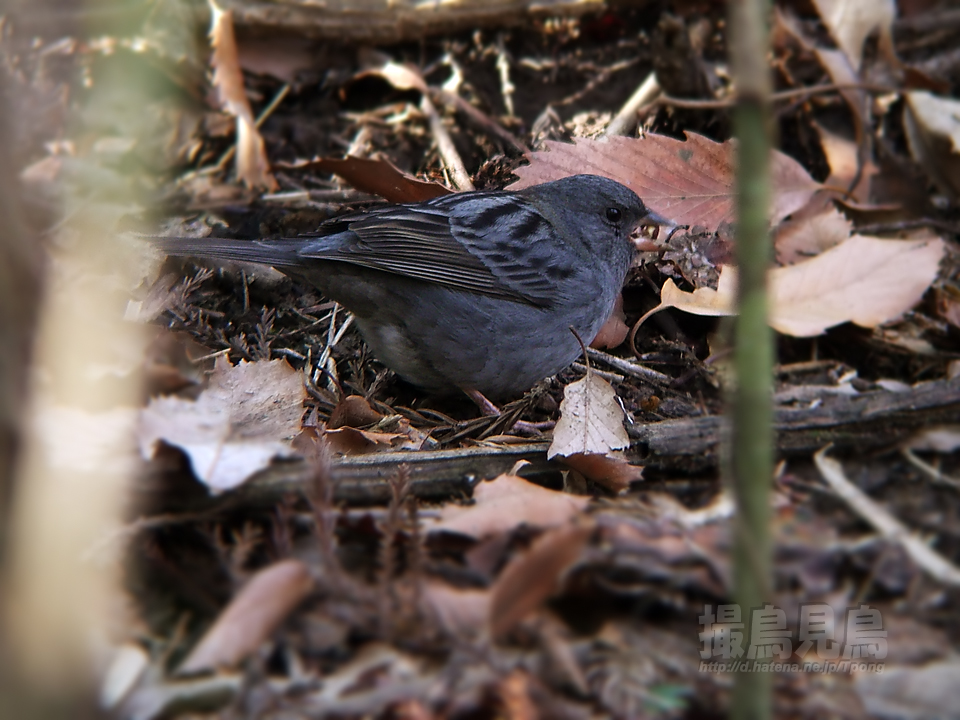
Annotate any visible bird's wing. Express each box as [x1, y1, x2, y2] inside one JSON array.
[[296, 194, 571, 308]]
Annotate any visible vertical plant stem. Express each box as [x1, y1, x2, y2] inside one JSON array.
[[728, 0, 774, 718]]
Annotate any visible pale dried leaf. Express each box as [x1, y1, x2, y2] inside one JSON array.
[[811, 0, 895, 70], [905, 92, 960, 153], [431, 471, 589, 539], [179, 559, 314, 673], [355, 49, 428, 93], [904, 426, 960, 453], [655, 237, 944, 336], [509, 133, 821, 231], [775, 199, 853, 265], [101, 644, 150, 710], [769, 235, 945, 336], [138, 358, 305, 492], [548, 373, 629, 459], [658, 265, 738, 317], [904, 91, 960, 196], [209, 0, 277, 190]]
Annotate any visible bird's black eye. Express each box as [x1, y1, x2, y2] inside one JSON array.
[[605, 207, 622, 223]]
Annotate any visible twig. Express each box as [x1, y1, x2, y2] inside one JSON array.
[[604, 71, 661, 137], [555, 57, 639, 107], [214, 83, 291, 173], [570, 362, 624, 384], [657, 82, 900, 110], [584, 347, 672, 387], [314, 304, 354, 393], [496, 32, 516, 118], [855, 218, 960, 236], [420, 94, 474, 191], [430, 88, 528, 153], [901, 448, 960, 491], [814, 448, 960, 587]]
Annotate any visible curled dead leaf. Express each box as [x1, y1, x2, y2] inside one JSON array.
[[644, 236, 944, 337], [279, 156, 451, 203]]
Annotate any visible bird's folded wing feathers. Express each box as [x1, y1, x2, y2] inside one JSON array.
[[298, 197, 565, 308], [152, 196, 575, 308]]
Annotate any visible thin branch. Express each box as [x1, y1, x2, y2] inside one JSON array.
[[657, 82, 899, 110]]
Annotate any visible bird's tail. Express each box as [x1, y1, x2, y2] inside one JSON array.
[[148, 236, 306, 268]]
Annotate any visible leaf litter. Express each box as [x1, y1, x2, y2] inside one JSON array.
[[9, 2, 960, 718]]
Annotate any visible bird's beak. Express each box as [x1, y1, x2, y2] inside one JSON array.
[[641, 209, 675, 228]]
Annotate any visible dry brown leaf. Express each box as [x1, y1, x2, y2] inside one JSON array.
[[328, 395, 384, 429], [488, 523, 593, 640], [560, 453, 643, 494], [431, 470, 589, 539], [324, 396, 426, 454], [280, 156, 451, 203], [138, 357, 305, 492], [178, 559, 314, 674], [324, 425, 424, 455], [590, 294, 628, 349], [811, 0, 896, 70], [208, 0, 277, 191], [508, 133, 821, 231], [652, 236, 944, 336], [904, 91, 960, 196], [548, 373, 629, 459]]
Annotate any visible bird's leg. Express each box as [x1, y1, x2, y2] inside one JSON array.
[[463, 388, 501, 417], [462, 388, 555, 436]]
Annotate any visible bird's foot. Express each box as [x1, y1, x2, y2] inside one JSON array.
[[462, 388, 555, 437]]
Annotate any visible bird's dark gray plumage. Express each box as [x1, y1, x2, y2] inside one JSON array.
[[153, 174, 661, 398]]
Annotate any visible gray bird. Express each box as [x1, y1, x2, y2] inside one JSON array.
[[153, 174, 666, 399]]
